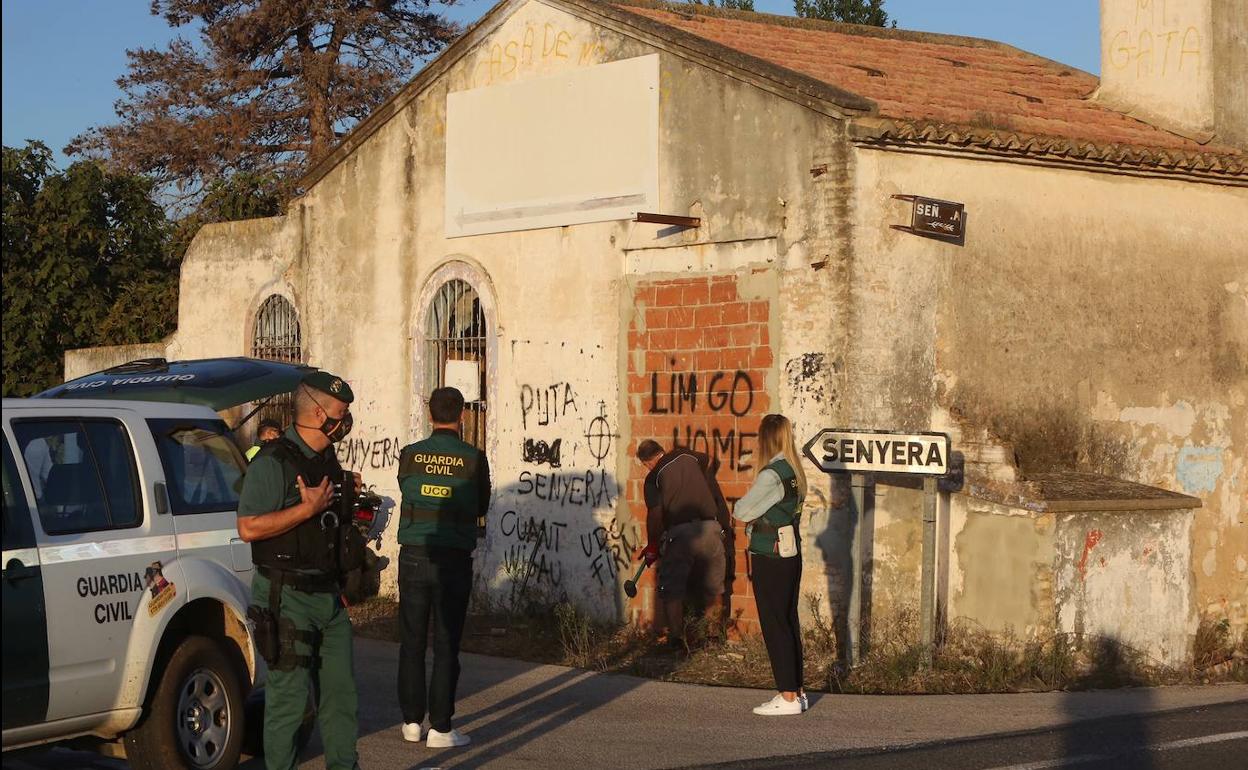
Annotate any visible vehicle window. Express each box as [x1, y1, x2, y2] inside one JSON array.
[[83, 422, 141, 527], [147, 418, 246, 515], [12, 419, 143, 535], [2, 438, 37, 549]]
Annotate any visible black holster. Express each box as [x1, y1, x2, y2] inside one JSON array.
[[246, 604, 280, 664], [249, 569, 322, 672]]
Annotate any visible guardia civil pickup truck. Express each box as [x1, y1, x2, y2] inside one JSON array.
[[3, 357, 320, 769]]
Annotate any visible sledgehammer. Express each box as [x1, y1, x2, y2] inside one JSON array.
[[623, 562, 648, 598]]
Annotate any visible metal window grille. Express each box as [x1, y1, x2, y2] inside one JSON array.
[[251, 294, 302, 428], [425, 279, 487, 451]]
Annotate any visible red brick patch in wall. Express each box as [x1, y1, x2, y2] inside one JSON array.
[[626, 274, 772, 636]]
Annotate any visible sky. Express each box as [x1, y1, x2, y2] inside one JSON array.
[[1, 0, 1101, 166]]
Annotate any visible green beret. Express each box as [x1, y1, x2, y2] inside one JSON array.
[[302, 371, 354, 403]]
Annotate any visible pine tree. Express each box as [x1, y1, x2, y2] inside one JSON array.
[[68, 1, 460, 203]]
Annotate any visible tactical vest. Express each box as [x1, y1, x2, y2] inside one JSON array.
[[250, 437, 346, 574], [397, 431, 481, 551], [747, 459, 802, 557]]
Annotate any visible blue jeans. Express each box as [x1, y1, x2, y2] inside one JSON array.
[[397, 546, 472, 732]]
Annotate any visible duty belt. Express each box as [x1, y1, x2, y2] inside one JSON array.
[[258, 565, 339, 594]]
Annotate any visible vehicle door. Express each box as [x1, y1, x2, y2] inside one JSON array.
[[146, 417, 254, 578], [2, 431, 49, 733], [10, 411, 177, 721]]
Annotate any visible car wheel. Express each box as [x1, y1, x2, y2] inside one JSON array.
[[125, 635, 245, 770]]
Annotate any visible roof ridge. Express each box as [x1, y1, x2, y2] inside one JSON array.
[[605, 0, 1090, 76], [852, 118, 1247, 180]]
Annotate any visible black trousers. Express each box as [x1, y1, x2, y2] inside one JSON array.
[[751, 553, 804, 692], [397, 546, 472, 732]]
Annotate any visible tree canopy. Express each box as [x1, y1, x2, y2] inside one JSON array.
[[68, 0, 460, 202], [794, 0, 893, 26], [687, 0, 756, 10], [2, 142, 177, 396]]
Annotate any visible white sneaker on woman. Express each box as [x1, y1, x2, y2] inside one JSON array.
[[401, 723, 423, 742], [426, 727, 471, 748], [752, 694, 804, 716]]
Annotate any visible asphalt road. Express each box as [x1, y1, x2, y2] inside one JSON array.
[[4, 637, 1245, 770], [688, 700, 1248, 769]]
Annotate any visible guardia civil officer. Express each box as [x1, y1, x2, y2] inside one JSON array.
[[237, 371, 363, 770], [246, 417, 284, 461], [396, 387, 490, 749], [732, 413, 809, 716]]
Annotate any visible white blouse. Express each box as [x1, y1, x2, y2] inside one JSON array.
[[731, 452, 789, 523]]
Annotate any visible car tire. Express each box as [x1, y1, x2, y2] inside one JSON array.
[[124, 635, 246, 770]]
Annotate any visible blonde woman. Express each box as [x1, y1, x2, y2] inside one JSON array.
[[733, 414, 808, 715]]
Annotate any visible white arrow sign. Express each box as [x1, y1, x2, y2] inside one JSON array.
[[803, 429, 951, 476]]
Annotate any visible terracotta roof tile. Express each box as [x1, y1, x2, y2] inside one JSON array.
[[609, 1, 1243, 161]]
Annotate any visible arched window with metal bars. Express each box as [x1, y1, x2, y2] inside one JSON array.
[[424, 279, 487, 451], [251, 294, 301, 427], [252, 295, 302, 363]]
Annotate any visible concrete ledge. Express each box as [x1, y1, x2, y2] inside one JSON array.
[[967, 472, 1202, 513], [63, 342, 168, 383]]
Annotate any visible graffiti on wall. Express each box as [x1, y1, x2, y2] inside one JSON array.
[[499, 509, 567, 588], [516, 469, 615, 508], [648, 368, 759, 473], [1106, 1, 1202, 80], [584, 402, 616, 467], [523, 438, 563, 467], [580, 515, 640, 586], [488, 361, 627, 608], [520, 382, 578, 429], [471, 22, 608, 88], [336, 434, 403, 472]]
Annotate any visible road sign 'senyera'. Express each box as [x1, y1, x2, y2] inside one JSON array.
[[803, 429, 951, 475]]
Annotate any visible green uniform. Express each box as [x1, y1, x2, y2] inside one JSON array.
[[747, 459, 801, 557], [395, 427, 489, 732], [397, 429, 489, 551], [240, 425, 359, 770]]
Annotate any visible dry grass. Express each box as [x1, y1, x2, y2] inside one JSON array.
[[348, 596, 1247, 694], [834, 609, 1161, 694]]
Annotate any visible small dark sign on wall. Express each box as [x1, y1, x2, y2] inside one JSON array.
[[891, 195, 966, 245]]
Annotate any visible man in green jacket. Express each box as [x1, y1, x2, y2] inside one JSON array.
[[396, 387, 490, 749], [236, 371, 362, 770]]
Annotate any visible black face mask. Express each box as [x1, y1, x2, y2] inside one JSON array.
[[320, 410, 353, 443], [300, 388, 354, 443]]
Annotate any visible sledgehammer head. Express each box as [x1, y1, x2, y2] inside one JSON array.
[[623, 562, 646, 598]]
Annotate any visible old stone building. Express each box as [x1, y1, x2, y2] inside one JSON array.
[[69, 0, 1246, 664]]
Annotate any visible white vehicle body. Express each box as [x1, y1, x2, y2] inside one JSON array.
[[2, 397, 263, 768]]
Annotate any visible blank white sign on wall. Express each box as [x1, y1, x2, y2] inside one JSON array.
[[445, 54, 660, 238], [443, 359, 481, 402]]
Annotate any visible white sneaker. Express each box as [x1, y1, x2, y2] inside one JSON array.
[[752, 694, 804, 716], [426, 728, 471, 748], [401, 722, 423, 742]]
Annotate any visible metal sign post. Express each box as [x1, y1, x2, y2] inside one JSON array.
[[920, 476, 938, 665], [847, 473, 867, 668], [805, 429, 952, 669]]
